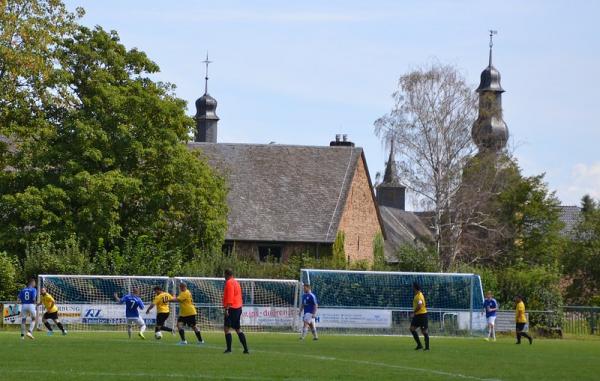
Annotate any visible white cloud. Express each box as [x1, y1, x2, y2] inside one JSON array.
[[559, 163, 600, 205]]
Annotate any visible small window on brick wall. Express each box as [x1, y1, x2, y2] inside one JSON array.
[[258, 245, 283, 263]]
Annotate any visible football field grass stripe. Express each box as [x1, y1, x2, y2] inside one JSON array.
[[2, 368, 277, 380]]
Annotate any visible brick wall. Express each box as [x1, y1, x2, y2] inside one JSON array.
[[337, 156, 382, 264]]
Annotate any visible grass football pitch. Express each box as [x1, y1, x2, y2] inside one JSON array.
[[1, 331, 599, 380]]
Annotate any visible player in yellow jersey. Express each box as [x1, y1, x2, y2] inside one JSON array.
[[409, 282, 429, 350], [171, 283, 204, 345], [515, 296, 533, 345], [146, 286, 174, 337], [38, 288, 67, 336]]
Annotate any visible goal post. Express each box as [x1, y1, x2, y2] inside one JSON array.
[[38, 274, 172, 332], [300, 269, 486, 336], [174, 277, 300, 332]]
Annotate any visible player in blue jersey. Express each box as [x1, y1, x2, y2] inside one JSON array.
[[299, 284, 318, 341], [483, 291, 499, 342], [18, 278, 38, 340], [113, 287, 146, 339]]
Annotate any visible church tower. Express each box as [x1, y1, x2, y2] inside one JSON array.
[[472, 31, 508, 152], [376, 139, 406, 210], [195, 53, 219, 143]]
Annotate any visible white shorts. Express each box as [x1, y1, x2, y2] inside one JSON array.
[[487, 316, 497, 325], [303, 313, 315, 324], [127, 317, 145, 326], [20, 304, 36, 318]]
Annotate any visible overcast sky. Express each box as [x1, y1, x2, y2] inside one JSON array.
[[64, 0, 600, 208]]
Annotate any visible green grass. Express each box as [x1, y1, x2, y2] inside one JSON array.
[[1, 331, 599, 380]]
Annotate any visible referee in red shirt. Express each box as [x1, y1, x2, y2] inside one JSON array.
[[223, 268, 249, 354]]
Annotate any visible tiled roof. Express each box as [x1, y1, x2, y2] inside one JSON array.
[[379, 206, 434, 263], [188, 143, 364, 243]]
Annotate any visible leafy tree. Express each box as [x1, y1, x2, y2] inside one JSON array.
[[0, 251, 19, 300], [332, 231, 346, 269], [374, 63, 477, 265], [0, 6, 228, 260], [563, 196, 600, 304], [394, 244, 438, 272], [372, 233, 385, 270]]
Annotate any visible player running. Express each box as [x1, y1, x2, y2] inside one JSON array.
[[515, 295, 533, 345], [38, 287, 67, 336], [171, 283, 204, 345], [223, 268, 249, 354], [483, 291, 498, 341], [409, 282, 430, 351], [146, 286, 174, 337], [299, 283, 318, 341], [113, 287, 146, 339], [18, 278, 38, 340]]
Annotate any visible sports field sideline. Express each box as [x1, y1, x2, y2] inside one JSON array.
[[1, 331, 599, 380]]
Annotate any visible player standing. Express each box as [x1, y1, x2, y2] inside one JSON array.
[[515, 295, 533, 345], [171, 283, 204, 345], [18, 278, 37, 340], [299, 283, 318, 341], [483, 291, 498, 341], [409, 282, 429, 351], [38, 287, 67, 336], [223, 268, 249, 354], [113, 287, 146, 339], [146, 286, 174, 336]]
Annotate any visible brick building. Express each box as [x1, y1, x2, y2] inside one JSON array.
[[189, 141, 385, 264]]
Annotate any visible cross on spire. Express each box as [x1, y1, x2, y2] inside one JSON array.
[[202, 52, 212, 94], [488, 30, 497, 67]]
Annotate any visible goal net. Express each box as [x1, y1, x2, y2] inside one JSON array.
[[38, 275, 171, 331], [301, 269, 486, 336], [37, 275, 299, 332], [174, 277, 299, 332]]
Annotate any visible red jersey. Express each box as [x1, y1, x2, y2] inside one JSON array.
[[223, 278, 243, 309]]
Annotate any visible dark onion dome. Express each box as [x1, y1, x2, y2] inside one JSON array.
[[476, 64, 504, 93], [195, 93, 219, 121]]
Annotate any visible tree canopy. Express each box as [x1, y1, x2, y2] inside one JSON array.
[[0, 0, 228, 263]]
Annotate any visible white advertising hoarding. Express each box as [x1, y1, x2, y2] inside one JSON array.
[[241, 306, 296, 326], [316, 308, 392, 328]]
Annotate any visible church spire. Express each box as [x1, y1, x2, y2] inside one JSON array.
[[382, 138, 398, 184], [472, 30, 508, 152], [488, 29, 495, 67], [195, 53, 219, 143]]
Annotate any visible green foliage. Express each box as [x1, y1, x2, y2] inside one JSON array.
[[332, 231, 346, 269], [497, 173, 565, 268], [562, 195, 600, 305], [372, 232, 385, 270], [22, 234, 93, 280], [394, 244, 439, 272], [0, 251, 19, 300], [0, 1, 228, 266]]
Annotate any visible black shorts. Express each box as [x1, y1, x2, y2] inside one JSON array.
[[224, 307, 242, 330], [411, 313, 428, 329], [157, 312, 170, 326], [178, 315, 197, 327], [516, 322, 526, 331], [43, 311, 59, 320]]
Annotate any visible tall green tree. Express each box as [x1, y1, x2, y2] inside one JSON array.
[[0, 1, 227, 261], [563, 195, 600, 305]]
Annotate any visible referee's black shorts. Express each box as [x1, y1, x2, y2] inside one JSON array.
[[157, 312, 169, 327], [43, 311, 59, 321], [224, 307, 242, 330], [516, 322, 526, 332], [411, 313, 428, 330], [178, 315, 197, 327]]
